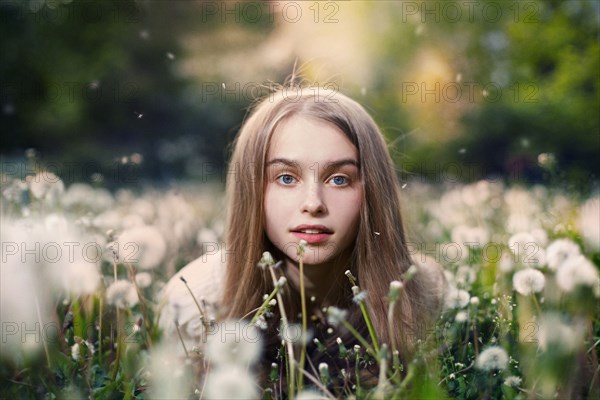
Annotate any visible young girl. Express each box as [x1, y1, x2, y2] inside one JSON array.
[[159, 81, 446, 396]]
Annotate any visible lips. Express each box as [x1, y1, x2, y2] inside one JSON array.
[[290, 224, 333, 244]]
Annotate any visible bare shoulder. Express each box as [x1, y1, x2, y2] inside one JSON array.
[[158, 250, 227, 338]]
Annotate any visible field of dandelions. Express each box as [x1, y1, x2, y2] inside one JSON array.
[[1, 169, 599, 399]]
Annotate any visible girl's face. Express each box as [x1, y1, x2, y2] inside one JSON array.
[[264, 115, 363, 267]]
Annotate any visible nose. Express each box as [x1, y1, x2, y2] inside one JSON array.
[[301, 183, 327, 215]]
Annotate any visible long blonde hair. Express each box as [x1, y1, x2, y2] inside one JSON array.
[[221, 83, 434, 365]]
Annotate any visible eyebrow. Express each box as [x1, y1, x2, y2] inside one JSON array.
[[265, 158, 359, 171]]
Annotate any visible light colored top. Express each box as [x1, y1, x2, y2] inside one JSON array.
[[158, 250, 448, 344], [158, 250, 226, 346]]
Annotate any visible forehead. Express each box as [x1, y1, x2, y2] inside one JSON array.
[[267, 116, 358, 163]]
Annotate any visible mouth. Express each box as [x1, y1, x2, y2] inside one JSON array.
[[290, 225, 333, 244]]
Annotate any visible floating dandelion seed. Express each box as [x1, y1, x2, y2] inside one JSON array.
[[166, 52, 175, 60], [401, 183, 407, 189], [222, 82, 226, 89], [135, 112, 143, 119]]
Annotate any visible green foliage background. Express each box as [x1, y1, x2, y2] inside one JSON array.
[[1, 0, 598, 189]]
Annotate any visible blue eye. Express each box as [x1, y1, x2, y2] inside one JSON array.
[[330, 176, 349, 186], [277, 174, 296, 185]]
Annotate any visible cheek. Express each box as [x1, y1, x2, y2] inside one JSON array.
[[263, 186, 288, 236]]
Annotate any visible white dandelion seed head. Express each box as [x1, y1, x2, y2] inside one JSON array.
[[498, 252, 515, 273], [546, 238, 581, 271], [530, 228, 548, 248], [204, 320, 262, 366], [117, 225, 166, 270], [475, 346, 509, 371], [71, 343, 80, 361], [512, 268, 545, 296], [555, 254, 599, 293], [455, 265, 477, 286], [63, 183, 114, 212], [444, 287, 470, 310], [27, 171, 64, 202], [470, 296, 480, 306], [451, 225, 490, 248], [135, 272, 153, 288], [352, 289, 368, 304], [508, 232, 536, 256], [537, 313, 585, 353], [147, 340, 193, 399], [455, 311, 468, 323], [105, 280, 139, 309], [578, 196, 600, 251], [255, 315, 268, 330], [326, 307, 348, 327], [504, 376, 522, 387]]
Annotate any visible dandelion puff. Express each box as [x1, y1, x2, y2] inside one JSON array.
[[546, 238, 581, 270], [455, 265, 477, 286], [118, 225, 167, 270], [508, 232, 536, 258], [351, 286, 367, 304], [475, 346, 509, 371], [443, 287, 470, 310], [555, 254, 599, 292], [504, 376, 522, 387], [27, 171, 64, 202], [71, 343, 80, 361], [326, 306, 348, 327], [537, 313, 585, 353], [512, 268, 545, 296], [135, 272, 153, 288], [106, 280, 139, 309], [204, 320, 262, 366], [455, 311, 468, 323], [147, 340, 193, 399]]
